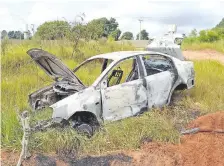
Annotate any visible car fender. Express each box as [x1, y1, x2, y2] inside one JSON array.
[[173, 59, 195, 87], [50, 87, 102, 123]]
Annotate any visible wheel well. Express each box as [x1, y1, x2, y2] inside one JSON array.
[[167, 83, 187, 105], [70, 111, 99, 126], [174, 83, 187, 90]]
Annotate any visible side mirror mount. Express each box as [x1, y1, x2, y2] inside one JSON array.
[[100, 79, 107, 89]]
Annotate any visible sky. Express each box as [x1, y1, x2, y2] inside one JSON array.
[[0, 0, 223, 37]]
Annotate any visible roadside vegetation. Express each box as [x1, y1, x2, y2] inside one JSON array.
[[182, 18, 224, 53], [1, 39, 224, 157], [182, 39, 224, 53]]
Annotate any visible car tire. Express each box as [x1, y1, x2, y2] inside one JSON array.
[[170, 91, 183, 106], [75, 123, 94, 137]]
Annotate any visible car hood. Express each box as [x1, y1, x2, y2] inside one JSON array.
[[27, 48, 84, 85]]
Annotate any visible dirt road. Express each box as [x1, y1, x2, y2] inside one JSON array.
[[183, 50, 224, 64]]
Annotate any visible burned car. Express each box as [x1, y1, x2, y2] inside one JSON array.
[[28, 48, 194, 135]]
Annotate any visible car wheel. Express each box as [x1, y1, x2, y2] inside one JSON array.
[[170, 91, 183, 106], [75, 123, 94, 137]]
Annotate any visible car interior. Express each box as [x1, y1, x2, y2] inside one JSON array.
[[107, 58, 139, 87], [142, 55, 173, 76]]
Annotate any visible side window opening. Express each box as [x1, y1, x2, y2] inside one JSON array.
[[74, 58, 113, 86], [106, 57, 139, 87], [142, 55, 173, 76]]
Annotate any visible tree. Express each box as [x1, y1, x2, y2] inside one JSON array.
[[215, 18, 224, 28], [7, 30, 24, 39], [189, 29, 197, 37], [1, 30, 8, 39], [8, 31, 15, 39], [36, 20, 70, 40], [136, 30, 149, 40], [198, 30, 219, 42], [70, 24, 88, 39], [65, 13, 87, 57], [121, 31, 133, 40], [86, 19, 105, 39], [213, 18, 224, 40], [214, 28, 224, 39], [106, 17, 118, 35], [86, 17, 119, 39], [207, 30, 219, 42], [35, 17, 120, 41], [14, 31, 24, 39], [27, 30, 32, 39], [110, 29, 121, 41]]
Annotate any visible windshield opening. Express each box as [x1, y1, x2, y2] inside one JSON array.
[[73, 58, 113, 86]]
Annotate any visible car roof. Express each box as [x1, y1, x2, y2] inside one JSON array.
[[87, 51, 174, 61]]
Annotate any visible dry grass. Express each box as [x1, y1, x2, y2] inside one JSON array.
[[182, 39, 224, 54]]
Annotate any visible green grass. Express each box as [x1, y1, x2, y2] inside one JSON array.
[[182, 39, 224, 54], [1, 39, 224, 157], [182, 60, 224, 113]]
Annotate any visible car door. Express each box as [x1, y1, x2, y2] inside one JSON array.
[[101, 56, 147, 121], [140, 54, 176, 108]]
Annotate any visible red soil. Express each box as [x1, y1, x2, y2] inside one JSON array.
[[127, 111, 224, 166]]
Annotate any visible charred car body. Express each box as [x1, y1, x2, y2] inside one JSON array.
[[28, 49, 194, 135]]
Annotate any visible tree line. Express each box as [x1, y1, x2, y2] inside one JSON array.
[[186, 18, 224, 43], [1, 17, 149, 41], [34, 17, 150, 41], [1, 30, 25, 39], [2, 17, 223, 41]]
